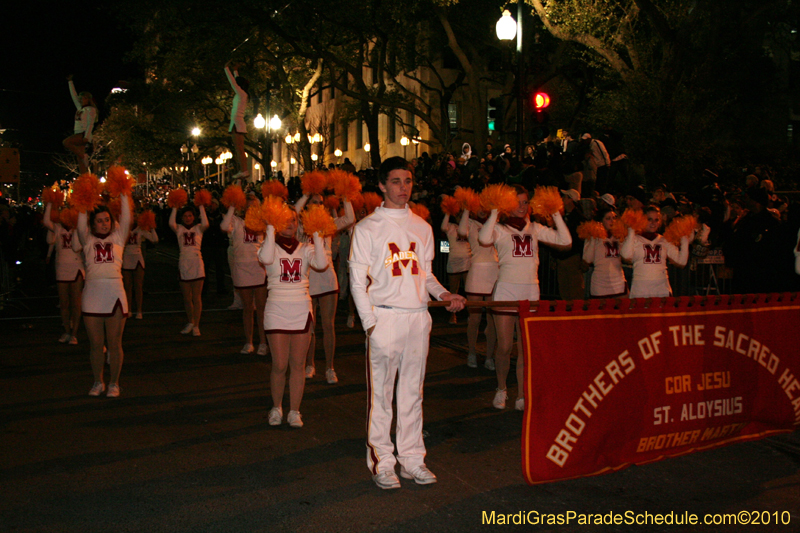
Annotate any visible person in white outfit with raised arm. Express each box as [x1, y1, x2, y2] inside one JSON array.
[[169, 205, 209, 336], [43, 202, 84, 344], [63, 75, 97, 174], [122, 212, 159, 319], [224, 61, 250, 179], [349, 157, 465, 490], [440, 204, 471, 325]]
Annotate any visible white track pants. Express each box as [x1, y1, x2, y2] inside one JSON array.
[[365, 306, 432, 475]]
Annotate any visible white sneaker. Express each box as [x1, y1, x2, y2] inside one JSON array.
[[484, 358, 496, 371], [88, 381, 105, 396], [59, 333, 71, 343], [515, 397, 525, 411], [240, 343, 254, 355], [135, 312, 143, 319], [400, 464, 437, 485], [325, 368, 338, 384], [287, 410, 303, 428], [492, 388, 507, 410], [107, 383, 121, 398], [69, 336, 78, 345], [180, 323, 194, 334], [346, 314, 355, 328], [192, 326, 201, 337], [467, 353, 477, 368], [305, 365, 315, 379], [268, 406, 283, 426], [373, 470, 401, 490], [257, 343, 268, 356]]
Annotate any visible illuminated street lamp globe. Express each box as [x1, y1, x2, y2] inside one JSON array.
[[269, 115, 282, 131], [285, 134, 293, 144], [496, 10, 517, 41], [270, 160, 278, 168], [290, 157, 297, 165], [400, 136, 409, 146], [254, 113, 266, 129], [191, 127, 201, 137], [311, 154, 318, 161], [364, 143, 371, 152], [334, 149, 342, 158]]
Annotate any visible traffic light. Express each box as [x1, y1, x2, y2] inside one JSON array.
[[533, 92, 550, 110], [530, 92, 550, 141], [488, 97, 504, 132]]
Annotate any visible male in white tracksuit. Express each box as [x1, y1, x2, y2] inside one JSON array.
[[349, 157, 466, 489]]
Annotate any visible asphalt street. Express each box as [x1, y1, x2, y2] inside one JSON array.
[[1, 244, 799, 532]]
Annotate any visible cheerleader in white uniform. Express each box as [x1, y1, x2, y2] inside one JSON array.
[[460, 207, 498, 369], [63, 75, 97, 174], [73, 196, 131, 397], [224, 61, 250, 179], [582, 208, 627, 297], [258, 210, 328, 428], [122, 213, 159, 319], [169, 205, 209, 336], [441, 208, 471, 324], [295, 193, 355, 383], [478, 185, 571, 411], [222, 197, 268, 355], [44, 202, 84, 344], [620, 206, 690, 299]]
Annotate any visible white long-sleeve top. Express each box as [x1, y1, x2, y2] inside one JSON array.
[[169, 206, 209, 259], [73, 194, 131, 280], [257, 226, 327, 301], [478, 210, 571, 285], [69, 81, 97, 141], [621, 229, 689, 298], [221, 206, 263, 262], [441, 213, 471, 273], [225, 67, 248, 131], [460, 211, 498, 264], [124, 226, 159, 256], [349, 204, 449, 332], [583, 237, 626, 296]]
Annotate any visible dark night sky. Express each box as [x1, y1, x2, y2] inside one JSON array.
[[1, 3, 139, 166]]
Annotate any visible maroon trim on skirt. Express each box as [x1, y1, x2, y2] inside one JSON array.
[[122, 262, 144, 272], [83, 299, 128, 318], [264, 313, 313, 334], [234, 280, 267, 290], [57, 270, 85, 283], [179, 276, 205, 282], [311, 289, 339, 299]]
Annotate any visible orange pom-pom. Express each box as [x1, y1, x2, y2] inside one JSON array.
[[328, 169, 362, 200], [50, 207, 61, 224], [301, 205, 338, 237], [193, 189, 212, 207], [302, 170, 329, 196], [261, 180, 289, 200], [108, 195, 134, 220], [610, 219, 628, 240], [167, 188, 188, 209], [620, 209, 647, 234], [530, 186, 564, 221], [363, 192, 382, 214], [664, 215, 698, 245], [454, 187, 481, 213], [410, 202, 430, 221], [244, 200, 266, 233], [324, 195, 340, 211], [42, 185, 64, 208], [104, 165, 133, 197], [221, 185, 247, 210], [577, 221, 607, 240], [71, 173, 102, 213], [59, 208, 79, 230], [260, 196, 294, 233], [137, 210, 157, 232], [480, 184, 518, 215], [440, 195, 461, 216], [350, 193, 365, 212]]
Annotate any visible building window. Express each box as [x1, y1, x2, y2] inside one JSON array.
[[341, 120, 349, 150], [317, 82, 323, 104], [448, 103, 458, 129], [387, 109, 396, 144], [356, 116, 363, 147], [328, 123, 335, 154]]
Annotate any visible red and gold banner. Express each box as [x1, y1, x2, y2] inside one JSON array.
[[519, 294, 800, 485]]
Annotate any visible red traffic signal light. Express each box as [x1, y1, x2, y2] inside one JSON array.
[[534, 92, 550, 109]]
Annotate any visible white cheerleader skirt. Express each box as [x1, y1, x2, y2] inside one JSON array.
[[56, 262, 85, 283], [179, 255, 205, 282], [465, 262, 499, 297], [122, 253, 144, 271], [490, 280, 539, 316], [232, 261, 267, 289], [82, 278, 128, 317], [264, 300, 313, 334], [309, 266, 338, 298]]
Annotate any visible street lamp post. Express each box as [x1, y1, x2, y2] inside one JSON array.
[[334, 148, 342, 167], [400, 136, 409, 160], [497, 3, 524, 160]]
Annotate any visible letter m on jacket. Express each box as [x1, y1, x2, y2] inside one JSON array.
[[280, 258, 302, 282], [643, 244, 662, 264], [512, 234, 533, 257], [94, 242, 114, 263], [388, 242, 419, 276]]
